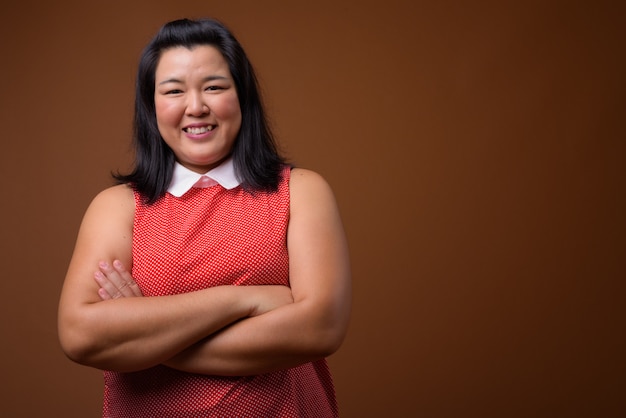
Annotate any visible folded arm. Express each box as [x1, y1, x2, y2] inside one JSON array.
[[164, 168, 352, 375], [57, 185, 291, 372]]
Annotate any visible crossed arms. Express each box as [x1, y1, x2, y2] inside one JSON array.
[[57, 168, 351, 376]]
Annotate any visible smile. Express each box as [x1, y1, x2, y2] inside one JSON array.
[[184, 125, 215, 134]]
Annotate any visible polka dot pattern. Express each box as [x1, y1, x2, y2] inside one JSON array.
[[102, 167, 338, 417]]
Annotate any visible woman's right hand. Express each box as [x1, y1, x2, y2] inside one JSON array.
[[94, 259, 143, 300]]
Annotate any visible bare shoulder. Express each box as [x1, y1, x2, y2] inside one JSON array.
[[289, 168, 340, 216], [90, 184, 134, 208], [289, 168, 334, 198], [84, 184, 135, 226], [92, 183, 134, 204], [69, 184, 135, 270]]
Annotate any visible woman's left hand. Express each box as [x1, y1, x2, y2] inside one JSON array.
[[94, 260, 143, 300]]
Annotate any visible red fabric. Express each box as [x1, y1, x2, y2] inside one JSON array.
[[102, 166, 338, 417]]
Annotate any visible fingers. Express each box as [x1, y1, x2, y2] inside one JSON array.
[[109, 260, 143, 297], [94, 260, 143, 300]]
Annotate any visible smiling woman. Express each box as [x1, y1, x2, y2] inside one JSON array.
[[154, 45, 242, 173], [57, 18, 351, 417]]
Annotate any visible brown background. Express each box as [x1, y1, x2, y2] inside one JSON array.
[[1, 0, 624, 417]]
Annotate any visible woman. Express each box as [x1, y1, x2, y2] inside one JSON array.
[[58, 18, 351, 417]]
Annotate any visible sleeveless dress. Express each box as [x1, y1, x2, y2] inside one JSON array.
[[102, 166, 338, 417]]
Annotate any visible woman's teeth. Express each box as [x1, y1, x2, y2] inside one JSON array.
[[186, 126, 214, 134]]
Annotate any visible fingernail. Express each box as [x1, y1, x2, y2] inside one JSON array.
[[99, 261, 108, 269]]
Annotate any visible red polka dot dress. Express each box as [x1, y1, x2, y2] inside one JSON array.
[[102, 166, 338, 417]]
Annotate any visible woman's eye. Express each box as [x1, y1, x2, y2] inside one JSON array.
[[165, 89, 183, 95], [206, 86, 224, 91]]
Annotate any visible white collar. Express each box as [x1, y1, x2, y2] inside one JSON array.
[[167, 158, 240, 197]]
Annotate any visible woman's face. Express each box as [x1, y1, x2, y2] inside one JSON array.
[[154, 45, 242, 173]]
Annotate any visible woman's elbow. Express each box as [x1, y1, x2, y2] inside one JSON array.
[[57, 312, 103, 366], [311, 311, 350, 357], [324, 325, 350, 356], [58, 328, 95, 365]]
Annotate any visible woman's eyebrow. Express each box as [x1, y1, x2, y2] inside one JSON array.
[[203, 75, 229, 82], [158, 78, 182, 85], [158, 75, 229, 85]]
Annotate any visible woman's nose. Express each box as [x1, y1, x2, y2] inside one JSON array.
[[186, 93, 209, 116]]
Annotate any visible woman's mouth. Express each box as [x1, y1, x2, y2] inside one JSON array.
[[184, 125, 215, 134]]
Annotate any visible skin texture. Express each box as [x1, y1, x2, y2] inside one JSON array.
[[57, 45, 351, 376]]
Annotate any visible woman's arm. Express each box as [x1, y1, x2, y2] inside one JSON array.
[[164, 168, 352, 375], [57, 185, 291, 372]]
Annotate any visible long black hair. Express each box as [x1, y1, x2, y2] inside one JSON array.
[[115, 18, 285, 203]]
